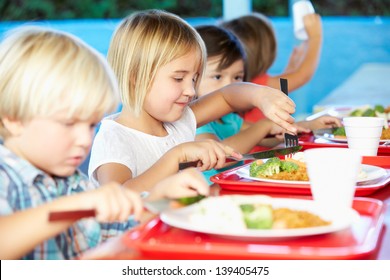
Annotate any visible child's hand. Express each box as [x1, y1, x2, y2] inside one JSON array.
[[305, 115, 342, 131], [303, 13, 322, 39], [254, 87, 297, 134], [85, 182, 143, 222], [148, 168, 210, 200], [296, 115, 342, 131], [269, 122, 311, 140], [176, 139, 242, 171]]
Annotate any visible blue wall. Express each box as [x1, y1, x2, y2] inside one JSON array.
[[1, 16, 389, 117]]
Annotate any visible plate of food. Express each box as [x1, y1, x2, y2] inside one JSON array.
[[160, 195, 360, 239], [234, 154, 386, 185], [313, 128, 390, 144]]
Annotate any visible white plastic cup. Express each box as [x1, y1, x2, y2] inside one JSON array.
[[304, 148, 362, 216], [343, 117, 384, 156], [292, 0, 315, 40]]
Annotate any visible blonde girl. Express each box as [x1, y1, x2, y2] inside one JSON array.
[[89, 10, 296, 192]]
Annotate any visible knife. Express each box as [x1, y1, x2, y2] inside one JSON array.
[[48, 209, 96, 222], [178, 145, 302, 170]]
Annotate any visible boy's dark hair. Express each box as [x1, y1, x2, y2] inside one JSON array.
[[196, 25, 247, 81]]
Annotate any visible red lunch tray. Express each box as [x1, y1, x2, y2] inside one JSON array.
[[121, 197, 385, 260], [299, 133, 390, 156], [210, 156, 390, 196]]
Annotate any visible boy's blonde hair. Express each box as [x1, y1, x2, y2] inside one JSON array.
[[221, 13, 277, 81], [0, 26, 119, 138], [108, 9, 206, 115]]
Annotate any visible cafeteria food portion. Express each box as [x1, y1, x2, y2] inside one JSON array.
[[240, 204, 330, 229], [333, 126, 346, 138], [176, 195, 205, 206], [349, 104, 389, 130], [189, 196, 331, 231], [333, 123, 390, 140], [349, 104, 389, 118], [249, 155, 309, 181], [169, 194, 206, 209]]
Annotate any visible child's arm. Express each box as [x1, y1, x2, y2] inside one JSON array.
[[283, 43, 307, 74], [267, 13, 322, 92], [0, 182, 142, 260], [96, 139, 242, 193], [297, 115, 342, 131], [196, 119, 277, 154], [191, 82, 297, 134], [146, 167, 209, 201]]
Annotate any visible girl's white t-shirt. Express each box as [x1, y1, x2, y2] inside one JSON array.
[[88, 106, 196, 186]]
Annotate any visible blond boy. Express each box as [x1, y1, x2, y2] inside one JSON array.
[[0, 26, 209, 259]]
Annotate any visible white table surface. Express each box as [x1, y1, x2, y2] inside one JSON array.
[[313, 63, 390, 113]]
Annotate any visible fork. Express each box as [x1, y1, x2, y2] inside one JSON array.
[[280, 78, 299, 158]]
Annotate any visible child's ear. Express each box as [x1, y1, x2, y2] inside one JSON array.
[[1, 117, 24, 137]]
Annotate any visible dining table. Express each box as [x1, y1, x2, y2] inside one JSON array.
[[81, 143, 390, 260], [312, 62, 390, 115]]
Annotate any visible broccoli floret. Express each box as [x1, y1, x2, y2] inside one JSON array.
[[350, 109, 363, 116], [240, 204, 255, 213], [333, 126, 346, 136], [374, 105, 385, 113], [249, 161, 263, 176], [250, 158, 281, 177], [176, 195, 205, 206], [362, 108, 375, 117], [240, 204, 273, 229], [264, 157, 281, 173], [280, 160, 299, 172], [250, 163, 273, 177]]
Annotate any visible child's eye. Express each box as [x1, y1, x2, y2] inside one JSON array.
[[62, 121, 76, 127], [235, 75, 244, 82], [90, 123, 98, 129], [192, 73, 199, 83], [212, 75, 222, 80], [173, 77, 184, 82]]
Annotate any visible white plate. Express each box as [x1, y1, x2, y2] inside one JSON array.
[[160, 195, 360, 239], [235, 164, 387, 185], [314, 128, 388, 144]]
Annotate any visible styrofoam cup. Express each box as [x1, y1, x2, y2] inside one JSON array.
[[293, 0, 315, 40], [343, 117, 384, 156], [304, 148, 361, 216]]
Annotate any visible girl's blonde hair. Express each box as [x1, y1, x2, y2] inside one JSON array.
[[0, 26, 119, 138], [108, 9, 206, 115], [221, 13, 277, 81]]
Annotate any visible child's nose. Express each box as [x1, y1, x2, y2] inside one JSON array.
[[183, 84, 196, 97], [76, 126, 93, 148]]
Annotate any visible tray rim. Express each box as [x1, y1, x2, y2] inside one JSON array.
[[122, 197, 386, 260], [210, 161, 390, 197], [298, 133, 390, 155]]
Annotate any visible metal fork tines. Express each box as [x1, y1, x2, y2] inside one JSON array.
[[284, 133, 299, 158], [284, 133, 299, 147]]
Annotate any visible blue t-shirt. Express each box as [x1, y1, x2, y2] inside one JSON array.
[[196, 113, 244, 184]]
